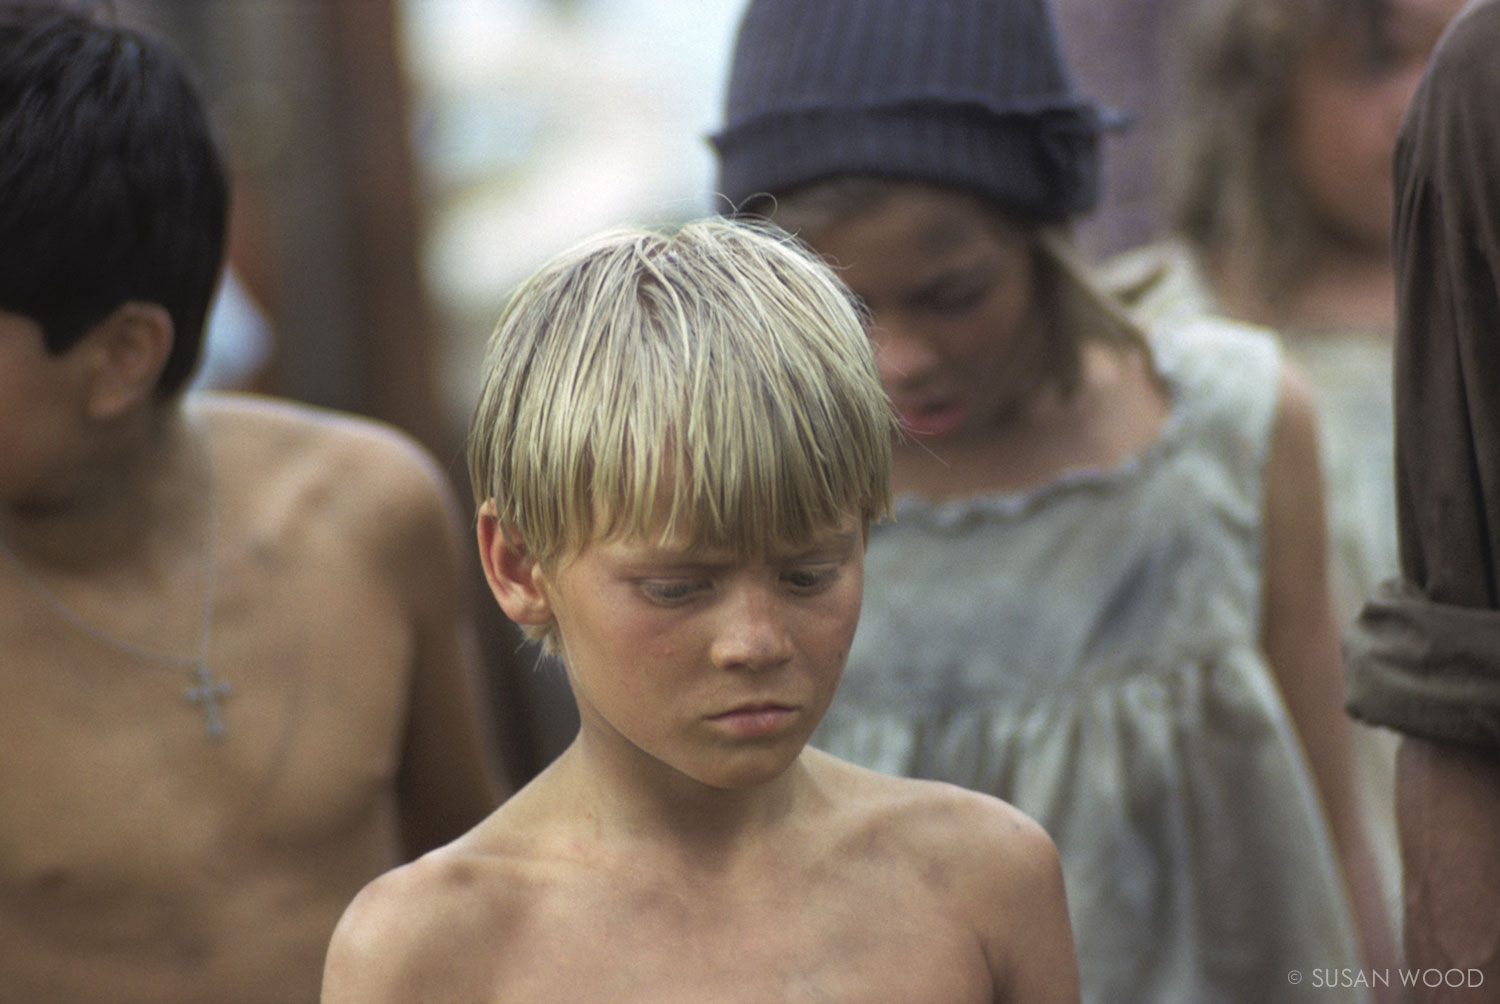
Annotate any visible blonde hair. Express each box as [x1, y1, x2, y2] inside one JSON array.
[[753, 176, 1153, 397], [467, 218, 895, 632]]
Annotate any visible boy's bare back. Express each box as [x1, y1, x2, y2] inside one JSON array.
[[0, 396, 498, 1004], [325, 748, 1077, 1003]]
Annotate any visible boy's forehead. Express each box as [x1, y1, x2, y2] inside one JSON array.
[[594, 504, 863, 558]]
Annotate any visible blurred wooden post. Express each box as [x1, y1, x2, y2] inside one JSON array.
[[316, 0, 446, 451], [126, 0, 443, 452]]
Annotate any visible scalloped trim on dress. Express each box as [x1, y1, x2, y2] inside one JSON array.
[[888, 328, 1201, 529]]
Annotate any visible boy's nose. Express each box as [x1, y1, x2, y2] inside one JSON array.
[[710, 585, 794, 671]]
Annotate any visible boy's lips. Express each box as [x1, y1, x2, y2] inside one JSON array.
[[706, 703, 798, 737]]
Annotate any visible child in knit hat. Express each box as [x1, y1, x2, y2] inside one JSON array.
[[712, 0, 1393, 1000], [321, 217, 1081, 1003]]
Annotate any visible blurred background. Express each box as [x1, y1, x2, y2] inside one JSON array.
[[107, 0, 1182, 783]]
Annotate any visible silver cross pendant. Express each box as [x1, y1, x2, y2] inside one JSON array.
[[184, 660, 231, 741]]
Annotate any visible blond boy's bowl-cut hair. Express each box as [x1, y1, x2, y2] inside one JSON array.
[[467, 217, 895, 638]]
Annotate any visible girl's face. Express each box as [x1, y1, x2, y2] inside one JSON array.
[[1288, 0, 1466, 252], [800, 186, 1047, 446]]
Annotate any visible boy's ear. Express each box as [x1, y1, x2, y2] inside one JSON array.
[[82, 302, 174, 418], [476, 502, 555, 627]]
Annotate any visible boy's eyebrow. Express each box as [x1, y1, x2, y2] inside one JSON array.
[[772, 529, 861, 559], [615, 538, 737, 567], [622, 528, 861, 565]]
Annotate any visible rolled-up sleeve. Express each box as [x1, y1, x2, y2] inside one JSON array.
[[1344, 0, 1500, 752], [1347, 579, 1500, 751]]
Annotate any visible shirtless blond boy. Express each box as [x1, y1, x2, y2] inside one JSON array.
[[321, 219, 1079, 1003], [0, 6, 502, 1002]]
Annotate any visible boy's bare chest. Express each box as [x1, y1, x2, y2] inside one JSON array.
[[0, 526, 416, 998], [0, 496, 415, 747], [485, 865, 996, 1004], [0, 523, 414, 778]]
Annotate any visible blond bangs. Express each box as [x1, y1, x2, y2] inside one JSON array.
[[468, 219, 895, 570]]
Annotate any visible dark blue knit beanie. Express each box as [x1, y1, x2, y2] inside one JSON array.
[[711, 0, 1115, 223]]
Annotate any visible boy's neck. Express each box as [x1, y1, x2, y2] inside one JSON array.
[[554, 732, 815, 871], [1, 401, 203, 571]]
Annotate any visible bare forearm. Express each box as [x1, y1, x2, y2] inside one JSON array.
[[1397, 737, 1500, 997]]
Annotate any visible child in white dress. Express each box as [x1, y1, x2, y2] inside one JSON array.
[[711, 0, 1394, 998]]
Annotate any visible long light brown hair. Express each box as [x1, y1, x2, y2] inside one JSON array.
[[1168, 0, 1388, 300]]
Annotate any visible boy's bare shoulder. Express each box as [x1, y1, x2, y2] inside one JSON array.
[[322, 810, 552, 1003], [813, 749, 1056, 874], [195, 393, 461, 559], [196, 392, 449, 491], [809, 752, 1079, 1000], [323, 847, 498, 1002]]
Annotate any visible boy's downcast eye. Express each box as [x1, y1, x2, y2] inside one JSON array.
[[638, 578, 712, 605], [781, 566, 839, 592]]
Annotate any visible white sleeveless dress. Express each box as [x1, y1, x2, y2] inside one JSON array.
[[1103, 239, 1404, 932], [816, 317, 1369, 1002]]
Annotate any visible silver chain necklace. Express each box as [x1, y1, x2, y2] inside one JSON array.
[[0, 430, 229, 740]]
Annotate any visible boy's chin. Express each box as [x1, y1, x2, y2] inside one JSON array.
[[675, 744, 810, 791]]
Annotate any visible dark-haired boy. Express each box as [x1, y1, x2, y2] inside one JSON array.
[[0, 5, 501, 1001]]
